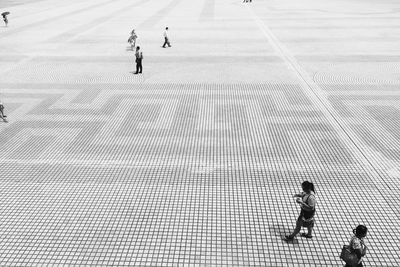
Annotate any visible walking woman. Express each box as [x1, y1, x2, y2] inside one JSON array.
[[344, 225, 368, 267], [284, 181, 316, 241]]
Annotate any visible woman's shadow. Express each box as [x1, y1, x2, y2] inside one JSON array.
[[269, 224, 299, 244]]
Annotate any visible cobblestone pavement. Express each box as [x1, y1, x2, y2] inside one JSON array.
[[1, 0, 400, 266]]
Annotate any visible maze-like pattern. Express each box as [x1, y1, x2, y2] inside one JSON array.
[[0, 84, 356, 170], [1, 0, 400, 266]]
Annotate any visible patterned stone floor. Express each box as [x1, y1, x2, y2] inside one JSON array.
[[0, 0, 400, 266]]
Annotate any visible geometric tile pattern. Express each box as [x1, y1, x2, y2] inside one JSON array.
[[1, 0, 400, 266]]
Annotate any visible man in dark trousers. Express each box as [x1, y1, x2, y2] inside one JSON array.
[[134, 46, 143, 74], [162, 27, 171, 48]]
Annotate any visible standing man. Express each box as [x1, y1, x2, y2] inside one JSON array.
[[162, 27, 171, 48], [134, 46, 143, 74]]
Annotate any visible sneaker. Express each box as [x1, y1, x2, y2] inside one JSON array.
[[300, 233, 312, 239], [283, 235, 294, 241]]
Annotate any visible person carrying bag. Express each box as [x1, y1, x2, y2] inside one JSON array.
[[341, 225, 368, 267]]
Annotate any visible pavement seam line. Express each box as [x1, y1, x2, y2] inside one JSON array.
[[245, 6, 396, 198]]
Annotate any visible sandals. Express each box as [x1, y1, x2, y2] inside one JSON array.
[[283, 235, 294, 241], [301, 233, 313, 239], [284, 233, 313, 241]]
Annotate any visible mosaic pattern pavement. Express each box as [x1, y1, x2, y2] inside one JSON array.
[[0, 0, 400, 266]]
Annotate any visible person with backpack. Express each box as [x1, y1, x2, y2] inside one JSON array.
[[342, 225, 368, 267], [134, 46, 143, 74], [284, 181, 316, 241]]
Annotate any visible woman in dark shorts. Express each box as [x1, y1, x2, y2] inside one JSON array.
[[284, 181, 316, 240]]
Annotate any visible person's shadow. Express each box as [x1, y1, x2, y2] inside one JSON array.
[[269, 224, 299, 244]]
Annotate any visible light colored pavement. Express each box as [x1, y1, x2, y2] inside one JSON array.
[[0, 0, 400, 266]]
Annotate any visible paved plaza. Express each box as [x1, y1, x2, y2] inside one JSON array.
[[1, 0, 400, 266]]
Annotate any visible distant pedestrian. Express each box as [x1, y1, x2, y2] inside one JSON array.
[[134, 46, 143, 74], [2, 12, 9, 27], [341, 225, 368, 267], [284, 181, 316, 241], [0, 102, 8, 123], [128, 29, 138, 50], [162, 27, 171, 48]]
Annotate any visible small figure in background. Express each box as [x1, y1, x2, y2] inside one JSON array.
[[128, 29, 138, 50], [162, 27, 171, 48], [2, 12, 10, 27], [0, 102, 8, 123], [134, 46, 143, 74]]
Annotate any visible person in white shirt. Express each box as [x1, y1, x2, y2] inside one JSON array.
[[162, 27, 171, 48], [344, 225, 368, 267], [128, 29, 138, 50], [134, 46, 143, 74]]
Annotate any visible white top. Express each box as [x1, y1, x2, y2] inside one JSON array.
[[163, 30, 168, 38]]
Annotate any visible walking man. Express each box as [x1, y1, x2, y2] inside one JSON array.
[[162, 27, 171, 48], [134, 46, 143, 74]]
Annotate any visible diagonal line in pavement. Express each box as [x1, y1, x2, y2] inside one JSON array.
[[138, 0, 184, 29], [46, 0, 148, 44], [245, 5, 398, 214]]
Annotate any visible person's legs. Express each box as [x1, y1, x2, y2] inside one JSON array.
[[306, 221, 314, 236], [291, 218, 302, 237], [163, 37, 168, 47], [0, 106, 7, 122], [0, 104, 6, 117], [135, 62, 139, 74], [138, 61, 142, 73], [284, 216, 302, 240]]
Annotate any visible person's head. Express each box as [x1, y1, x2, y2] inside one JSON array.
[[136, 46, 140, 51], [354, 225, 368, 239], [165, 27, 168, 30], [301, 181, 315, 193]]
